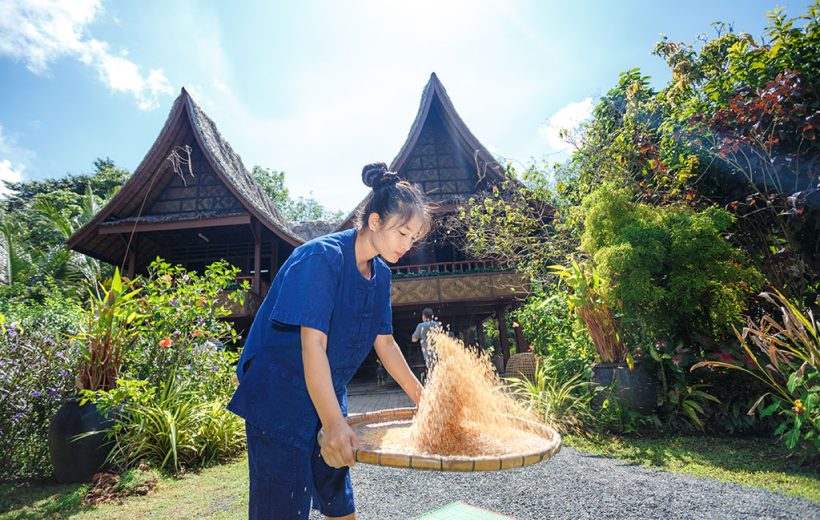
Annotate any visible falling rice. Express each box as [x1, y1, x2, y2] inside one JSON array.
[[359, 330, 548, 457]]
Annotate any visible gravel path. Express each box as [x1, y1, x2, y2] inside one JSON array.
[[305, 390, 819, 519]]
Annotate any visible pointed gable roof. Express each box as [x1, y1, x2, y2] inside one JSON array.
[[336, 73, 506, 229], [390, 72, 505, 186], [68, 88, 303, 264]]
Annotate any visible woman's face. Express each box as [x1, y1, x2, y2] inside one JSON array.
[[367, 212, 424, 264]]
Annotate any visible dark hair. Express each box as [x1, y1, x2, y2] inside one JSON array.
[[422, 308, 434, 320], [359, 162, 431, 236]]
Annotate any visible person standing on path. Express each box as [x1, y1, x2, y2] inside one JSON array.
[[411, 308, 441, 373], [227, 162, 430, 520]]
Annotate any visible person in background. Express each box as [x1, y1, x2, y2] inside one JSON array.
[[411, 307, 440, 373]]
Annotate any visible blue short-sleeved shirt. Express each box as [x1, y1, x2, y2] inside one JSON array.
[[227, 228, 393, 449]]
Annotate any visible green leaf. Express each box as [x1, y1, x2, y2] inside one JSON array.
[[784, 426, 800, 449], [760, 400, 781, 418], [787, 372, 798, 393]]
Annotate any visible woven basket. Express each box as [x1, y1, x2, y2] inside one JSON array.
[[504, 352, 538, 380], [342, 407, 561, 472]]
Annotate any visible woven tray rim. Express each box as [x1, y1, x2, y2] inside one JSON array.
[[347, 407, 562, 472]]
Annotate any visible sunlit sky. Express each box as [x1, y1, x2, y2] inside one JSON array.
[[0, 1, 805, 212]]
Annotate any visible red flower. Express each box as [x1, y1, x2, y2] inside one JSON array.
[[672, 355, 683, 366], [192, 330, 202, 338], [159, 337, 173, 348], [527, 344, 535, 352]]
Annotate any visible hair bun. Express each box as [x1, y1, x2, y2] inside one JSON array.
[[361, 162, 400, 189], [362, 162, 388, 188]]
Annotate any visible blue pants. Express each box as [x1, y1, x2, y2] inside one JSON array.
[[246, 422, 355, 519]]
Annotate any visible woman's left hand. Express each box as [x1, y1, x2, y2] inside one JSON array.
[[319, 417, 360, 468]]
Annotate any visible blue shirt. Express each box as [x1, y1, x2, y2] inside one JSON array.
[[227, 228, 393, 448]]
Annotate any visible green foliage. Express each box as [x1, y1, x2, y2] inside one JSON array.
[[87, 375, 245, 474], [77, 259, 248, 473], [512, 290, 595, 378], [549, 260, 628, 363], [0, 299, 82, 480], [74, 268, 144, 392], [128, 259, 244, 397], [580, 183, 762, 340], [506, 358, 593, 433], [0, 159, 125, 299], [694, 291, 820, 455], [456, 163, 577, 284], [251, 165, 344, 223]]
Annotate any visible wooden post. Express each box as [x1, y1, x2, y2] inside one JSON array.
[[497, 305, 511, 366], [253, 221, 261, 296], [513, 320, 527, 354], [270, 239, 279, 278]]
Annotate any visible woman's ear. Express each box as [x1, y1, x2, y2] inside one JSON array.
[[367, 212, 381, 232]]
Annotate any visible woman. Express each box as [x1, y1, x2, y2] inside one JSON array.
[[228, 162, 430, 519]]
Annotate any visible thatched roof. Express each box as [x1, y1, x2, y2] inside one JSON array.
[[290, 220, 342, 241], [337, 73, 508, 230], [68, 88, 303, 266]]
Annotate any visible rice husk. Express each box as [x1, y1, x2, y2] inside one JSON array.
[[397, 330, 542, 457]]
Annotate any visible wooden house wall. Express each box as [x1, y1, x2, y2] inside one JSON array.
[[400, 105, 479, 202], [148, 141, 245, 216]]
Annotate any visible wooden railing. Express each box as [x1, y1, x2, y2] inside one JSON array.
[[390, 260, 500, 277]]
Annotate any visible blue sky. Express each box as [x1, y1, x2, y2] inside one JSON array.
[[0, 1, 807, 212]]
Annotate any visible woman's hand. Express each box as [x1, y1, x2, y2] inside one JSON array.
[[320, 417, 360, 468]]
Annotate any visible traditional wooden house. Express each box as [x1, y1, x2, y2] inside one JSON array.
[[67, 88, 302, 333], [69, 76, 532, 380], [338, 73, 530, 373]]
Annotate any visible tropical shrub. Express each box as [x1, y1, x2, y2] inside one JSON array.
[[549, 260, 627, 364], [512, 289, 595, 378], [580, 183, 763, 341], [75, 268, 144, 392], [128, 258, 245, 398], [507, 357, 593, 433], [85, 376, 245, 473], [694, 291, 819, 455], [0, 299, 81, 480]]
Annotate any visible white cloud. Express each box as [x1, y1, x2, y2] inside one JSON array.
[[0, 123, 34, 196], [0, 0, 172, 110], [539, 97, 594, 154], [0, 159, 24, 197]]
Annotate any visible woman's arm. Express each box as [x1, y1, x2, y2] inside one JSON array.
[[374, 334, 424, 404], [301, 326, 359, 468]]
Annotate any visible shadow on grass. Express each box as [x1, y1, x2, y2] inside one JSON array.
[[569, 434, 819, 494], [0, 479, 92, 519]]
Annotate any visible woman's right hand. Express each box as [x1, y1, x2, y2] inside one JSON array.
[[319, 417, 360, 468]]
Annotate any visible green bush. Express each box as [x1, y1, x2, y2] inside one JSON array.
[[580, 183, 763, 341], [86, 376, 245, 473], [0, 298, 81, 480], [127, 258, 245, 399], [512, 290, 595, 378], [507, 357, 593, 433], [694, 291, 819, 456]]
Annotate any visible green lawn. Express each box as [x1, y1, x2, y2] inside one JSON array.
[[0, 458, 249, 520], [1, 437, 817, 519], [564, 435, 820, 503]]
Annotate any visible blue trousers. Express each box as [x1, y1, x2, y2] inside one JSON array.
[[246, 422, 355, 519]]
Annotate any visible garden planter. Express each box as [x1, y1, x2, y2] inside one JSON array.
[[591, 361, 657, 414], [48, 398, 115, 483]]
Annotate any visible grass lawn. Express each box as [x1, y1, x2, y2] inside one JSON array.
[[1, 437, 816, 519], [564, 435, 820, 503], [0, 458, 249, 520]]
